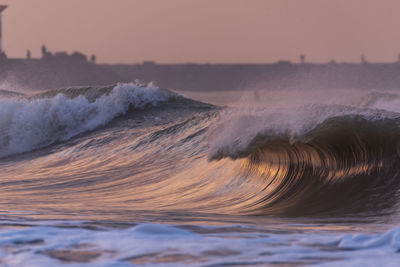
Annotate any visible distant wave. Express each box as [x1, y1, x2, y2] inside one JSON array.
[[0, 89, 25, 98], [31, 85, 116, 102], [0, 82, 180, 158]]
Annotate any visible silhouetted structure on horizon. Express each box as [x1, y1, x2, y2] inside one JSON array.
[[40, 45, 87, 63], [2, 47, 400, 92], [361, 54, 367, 64], [300, 54, 305, 64], [0, 45, 120, 90], [104, 61, 400, 92]]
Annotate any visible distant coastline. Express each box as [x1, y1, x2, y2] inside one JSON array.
[[1, 49, 400, 92]]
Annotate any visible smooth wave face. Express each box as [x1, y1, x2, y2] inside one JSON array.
[[3, 85, 400, 265], [232, 117, 400, 216], [208, 107, 400, 216]]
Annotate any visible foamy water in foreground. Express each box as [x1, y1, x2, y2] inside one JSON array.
[[2, 83, 400, 265], [1, 220, 400, 266]]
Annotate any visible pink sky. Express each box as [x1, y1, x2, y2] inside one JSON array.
[[2, 0, 400, 63]]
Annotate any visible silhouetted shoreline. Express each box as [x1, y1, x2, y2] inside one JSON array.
[[105, 61, 400, 91], [2, 56, 400, 92]]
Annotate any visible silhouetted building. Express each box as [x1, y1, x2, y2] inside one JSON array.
[[54, 52, 68, 58], [90, 54, 96, 64], [0, 51, 7, 60], [361, 54, 366, 64], [41, 45, 46, 56], [42, 45, 53, 59], [71, 52, 87, 63], [300, 54, 305, 64], [39, 45, 87, 63], [0, 5, 8, 55]]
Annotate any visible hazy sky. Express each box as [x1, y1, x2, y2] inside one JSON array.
[[2, 0, 400, 63]]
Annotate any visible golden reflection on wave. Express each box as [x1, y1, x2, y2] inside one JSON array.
[[0, 112, 399, 223]]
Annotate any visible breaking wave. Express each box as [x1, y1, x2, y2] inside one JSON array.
[[206, 94, 400, 216], [0, 82, 180, 158], [0, 89, 25, 98], [2, 87, 400, 218]]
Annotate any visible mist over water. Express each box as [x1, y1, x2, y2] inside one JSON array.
[[1, 83, 400, 265]]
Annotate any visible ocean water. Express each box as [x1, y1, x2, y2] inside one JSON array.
[[1, 83, 400, 266]]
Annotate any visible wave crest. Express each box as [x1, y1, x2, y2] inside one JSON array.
[[207, 103, 400, 216], [208, 104, 397, 160], [0, 82, 179, 158]]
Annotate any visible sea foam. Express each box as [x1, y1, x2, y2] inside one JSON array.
[[0, 82, 178, 158], [1, 222, 400, 266]]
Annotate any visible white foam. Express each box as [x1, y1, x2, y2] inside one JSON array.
[[0, 82, 178, 158], [1, 222, 400, 266]]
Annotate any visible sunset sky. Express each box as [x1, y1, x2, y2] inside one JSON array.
[[2, 0, 400, 64]]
